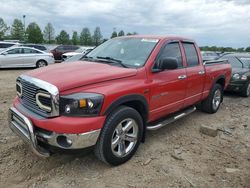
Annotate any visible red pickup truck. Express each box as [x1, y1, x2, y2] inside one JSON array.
[[9, 36, 231, 165]]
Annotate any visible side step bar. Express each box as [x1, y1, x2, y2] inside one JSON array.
[[147, 106, 196, 131]]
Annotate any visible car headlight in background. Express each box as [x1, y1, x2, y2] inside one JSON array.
[[60, 93, 104, 116], [240, 75, 248, 80], [232, 73, 240, 80]]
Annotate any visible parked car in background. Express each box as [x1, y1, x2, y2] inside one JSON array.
[[0, 41, 19, 51], [0, 46, 54, 68], [50, 45, 79, 60], [62, 47, 94, 60], [63, 53, 85, 62], [201, 51, 219, 62], [20, 44, 47, 51], [219, 53, 250, 97]]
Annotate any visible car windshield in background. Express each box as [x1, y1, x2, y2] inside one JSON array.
[[86, 38, 159, 68], [64, 54, 84, 62], [239, 57, 250, 68]]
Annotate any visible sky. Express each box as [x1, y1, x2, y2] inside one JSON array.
[[0, 0, 250, 48]]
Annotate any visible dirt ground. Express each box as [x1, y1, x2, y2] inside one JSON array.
[[0, 69, 249, 188]]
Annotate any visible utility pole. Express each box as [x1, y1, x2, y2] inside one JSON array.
[[23, 15, 26, 42]]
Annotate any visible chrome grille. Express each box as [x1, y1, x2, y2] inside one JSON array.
[[18, 78, 51, 117]]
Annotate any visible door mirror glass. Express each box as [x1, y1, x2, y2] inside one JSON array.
[[158, 58, 178, 70]]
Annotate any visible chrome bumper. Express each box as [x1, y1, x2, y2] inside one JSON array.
[[9, 107, 101, 157]]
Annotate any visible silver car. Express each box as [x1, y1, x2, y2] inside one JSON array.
[[0, 46, 55, 68]]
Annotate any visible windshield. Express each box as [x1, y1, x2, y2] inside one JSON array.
[[239, 57, 250, 68], [86, 37, 159, 68]]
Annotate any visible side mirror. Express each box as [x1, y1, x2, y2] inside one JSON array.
[[158, 57, 178, 70]]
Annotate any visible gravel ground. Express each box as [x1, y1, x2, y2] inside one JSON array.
[[0, 69, 249, 188]]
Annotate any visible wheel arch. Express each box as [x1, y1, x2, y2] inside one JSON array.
[[214, 75, 226, 90], [103, 94, 149, 142]]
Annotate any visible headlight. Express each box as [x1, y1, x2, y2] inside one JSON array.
[[241, 75, 248, 80], [60, 93, 104, 116], [232, 73, 240, 80]]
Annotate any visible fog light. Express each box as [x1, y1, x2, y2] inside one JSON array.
[[57, 135, 73, 148]]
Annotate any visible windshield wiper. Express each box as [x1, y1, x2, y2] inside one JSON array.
[[96, 56, 128, 68], [81, 56, 94, 60]]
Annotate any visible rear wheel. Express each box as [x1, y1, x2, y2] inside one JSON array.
[[200, 84, 223, 114], [240, 81, 250, 97], [95, 106, 143, 166], [36, 60, 47, 68]]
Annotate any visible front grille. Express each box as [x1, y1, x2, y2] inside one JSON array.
[[18, 78, 52, 117]]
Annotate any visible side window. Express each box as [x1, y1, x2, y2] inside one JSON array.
[[227, 57, 243, 68], [7, 48, 21, 54], [158, 42, 183, 68], [183, 43, 199, 67], [56, 46, 63, 51], [23, 48, 33, 54]]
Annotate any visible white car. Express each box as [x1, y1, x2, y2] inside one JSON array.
[[0, 46, 55, 68], [62, 46, 94, 60]]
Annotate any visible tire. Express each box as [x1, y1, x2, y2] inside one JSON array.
[[240, 81, 250, 97], [36, 60, 47, 68], [200, 84, 223, 114], [95, 106, 143, 166]]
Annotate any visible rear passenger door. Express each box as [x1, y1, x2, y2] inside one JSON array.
[[182, 42, 205, 107]]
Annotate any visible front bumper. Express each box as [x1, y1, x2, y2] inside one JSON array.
[[9, 106, 101, 157], [226, 81, 246, 92]]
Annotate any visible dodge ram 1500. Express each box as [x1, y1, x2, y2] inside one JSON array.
[[9, 35, 232, 165]]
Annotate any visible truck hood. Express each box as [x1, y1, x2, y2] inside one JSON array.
[[25, 61, 137, 91]]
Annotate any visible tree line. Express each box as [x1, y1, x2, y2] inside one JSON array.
[[200, 46, 250, 53], [0, 17, 138, 46]]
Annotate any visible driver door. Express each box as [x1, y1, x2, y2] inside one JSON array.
[[149, 42, 187, 121]]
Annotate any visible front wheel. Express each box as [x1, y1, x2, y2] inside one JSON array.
[[200, 84, 223, 114], [95, 106, 143, 166]]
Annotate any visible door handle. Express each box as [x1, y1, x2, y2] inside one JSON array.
[[198, 70, 205, 75], [178, 75, 187, 80]]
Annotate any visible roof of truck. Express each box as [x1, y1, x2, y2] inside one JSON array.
[[117, 35, 194, 42]]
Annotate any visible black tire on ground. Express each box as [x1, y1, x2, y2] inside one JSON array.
[[200, 83, 223, 114], [36, 60, 47, 68], [94, 106, 143, 166], [240, 81, 250, 97]]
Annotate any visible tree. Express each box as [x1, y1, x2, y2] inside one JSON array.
[[111, 31, 117, 38], [0, 18, 8, 40], [80, 27, 92, 45], [246, 47, 250, 52], [236, 48, 244, 52], [92, 26, 102, 46], [56, 30, 70, 44], [127, 32, 138, 36], [118, 30, 125, 36], [11, 19, 24, 40], [71, 31, 79, 45], [26, 22, 43, 43], [43, 23, 55, 44]]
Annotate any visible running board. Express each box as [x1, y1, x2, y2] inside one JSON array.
[[147, 106, 196, 131]]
